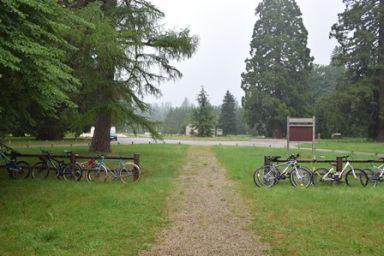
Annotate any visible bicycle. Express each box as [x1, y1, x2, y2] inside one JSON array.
[[364, 158, 384, 187], [312, 156, 368, 187], [61, 151, 83, 181], [253, 154, 312, 188], [32, 150, 68, 180], [86, 155, 140, 183], [0, 150, 31, 179]]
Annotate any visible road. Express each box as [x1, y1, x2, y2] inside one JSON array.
[[117, 137, 384, 157], [117, 137, 295, 148]]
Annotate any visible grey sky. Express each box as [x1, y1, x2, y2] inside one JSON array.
[[146, 0, 345, 106]]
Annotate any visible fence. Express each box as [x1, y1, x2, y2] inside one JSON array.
[[264, 156, 384, 173]]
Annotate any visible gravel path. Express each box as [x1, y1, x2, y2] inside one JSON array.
[[140, 146, 267, 256]]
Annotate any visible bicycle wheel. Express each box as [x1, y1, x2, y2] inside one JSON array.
[[290, 167, 312, 188], [253, 166, 263, 187], [345, 168, 368, 187], [258, 165, 279, 188], [62, 165, 73, 181], [119, 162, 141, 183], [11, 161, 31, 179], [312, 168, 328, 185], [72, 163, 83, 181], [32, 161, 49, 179], [87, 165, 108, 182]]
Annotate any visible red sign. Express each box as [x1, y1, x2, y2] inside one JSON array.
[[289, 126, 313, 142]]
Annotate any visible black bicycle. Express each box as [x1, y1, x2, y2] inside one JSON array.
[[32, 150, 68, 179], [0, 150, 31, 179]]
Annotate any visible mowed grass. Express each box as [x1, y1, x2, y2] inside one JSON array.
[[0, 144, 188, 255], [2, 136, 91, 148], [131, 134, 252, 141], [214, 146, 384, 256], [302, 138, 384, 154]]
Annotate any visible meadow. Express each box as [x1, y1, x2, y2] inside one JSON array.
[[0, 144, 188, 255], [214, 146, 384, 256], [302, 138, 384, 154]]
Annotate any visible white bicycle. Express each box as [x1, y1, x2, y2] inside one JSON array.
[[312, 156, 368, 187], [364, 158, 384, 187]]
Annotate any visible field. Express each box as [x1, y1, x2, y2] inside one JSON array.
[[302, 138, 384, 154], [0, 144, 188, 255], [131, 134, 253, 141], [213, 146, 384, 256], [1, 138, 384, 255]]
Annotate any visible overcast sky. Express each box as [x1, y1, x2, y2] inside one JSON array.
[[146, 0, 345, 106]]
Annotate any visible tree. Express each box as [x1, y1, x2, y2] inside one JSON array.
[[0, 1, 80, 137], [241, 0, 313, 138], [192, 88, 215, 137], [219, 91, 237, 135], [331, 0, 384, 141], [63, 1, 198, 151]]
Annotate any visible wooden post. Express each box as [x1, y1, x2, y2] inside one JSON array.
[[287, 116, 290, 151], [264, 156, 271, 167], [70, 152, 76, 164], [133, 153, 140, 181], [336, 157, 343, 173], [312, 116, 316, 155]]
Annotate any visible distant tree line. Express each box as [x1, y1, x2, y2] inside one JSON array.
[[149, 89, 246, 136], [242, 0, 384, 141]]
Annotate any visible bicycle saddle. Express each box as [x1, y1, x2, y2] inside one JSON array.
[[268, 156, 281, 161]]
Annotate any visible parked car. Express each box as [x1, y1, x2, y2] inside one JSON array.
[[110, 127, 117, 141]]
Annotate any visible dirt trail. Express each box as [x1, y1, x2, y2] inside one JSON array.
[[140, 146, 267, 256]]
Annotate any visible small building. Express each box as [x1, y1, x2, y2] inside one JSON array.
[[185, 124, 197, 136]]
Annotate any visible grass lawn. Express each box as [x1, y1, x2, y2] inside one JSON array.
[[302, 138, 384, 154], [129, 134, 253, 141], [0, 144, 188, 255], [1, 136, 91, 148], [214, 146, 384, 256]]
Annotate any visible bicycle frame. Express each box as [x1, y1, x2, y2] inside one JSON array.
[[268, 159, 304, 180], [322, 161, 356, 181]]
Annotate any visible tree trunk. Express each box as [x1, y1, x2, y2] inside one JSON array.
[[271, 120, 284, 138], [90, 111, 111, 152], [377, 0, 384, 141]]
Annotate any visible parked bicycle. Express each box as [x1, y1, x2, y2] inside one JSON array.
[[32, 150, 70, 180], [86, 155, 140, 183], [312, 156, 368, 186], [364, 158, 384, 187], [0, 150, 31, 179], [253, 154, 312, 188]]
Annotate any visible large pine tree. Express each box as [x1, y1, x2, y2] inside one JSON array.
[[219, 91, 237, 135], [241, 0, 313, 138], [192, 88, 215, 137], [331, 0, 384, 141], [62, 0, 198, 151]]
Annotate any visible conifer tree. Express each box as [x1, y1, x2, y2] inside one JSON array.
[[331, 0, 384, 141], [241, 0, 313, 138], [219, 91, 237, 135], [192, 88, 215, 137], [63, 0, 198, 151]]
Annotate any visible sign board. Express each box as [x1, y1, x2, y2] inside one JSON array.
[[287, 116, 315, 153]]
